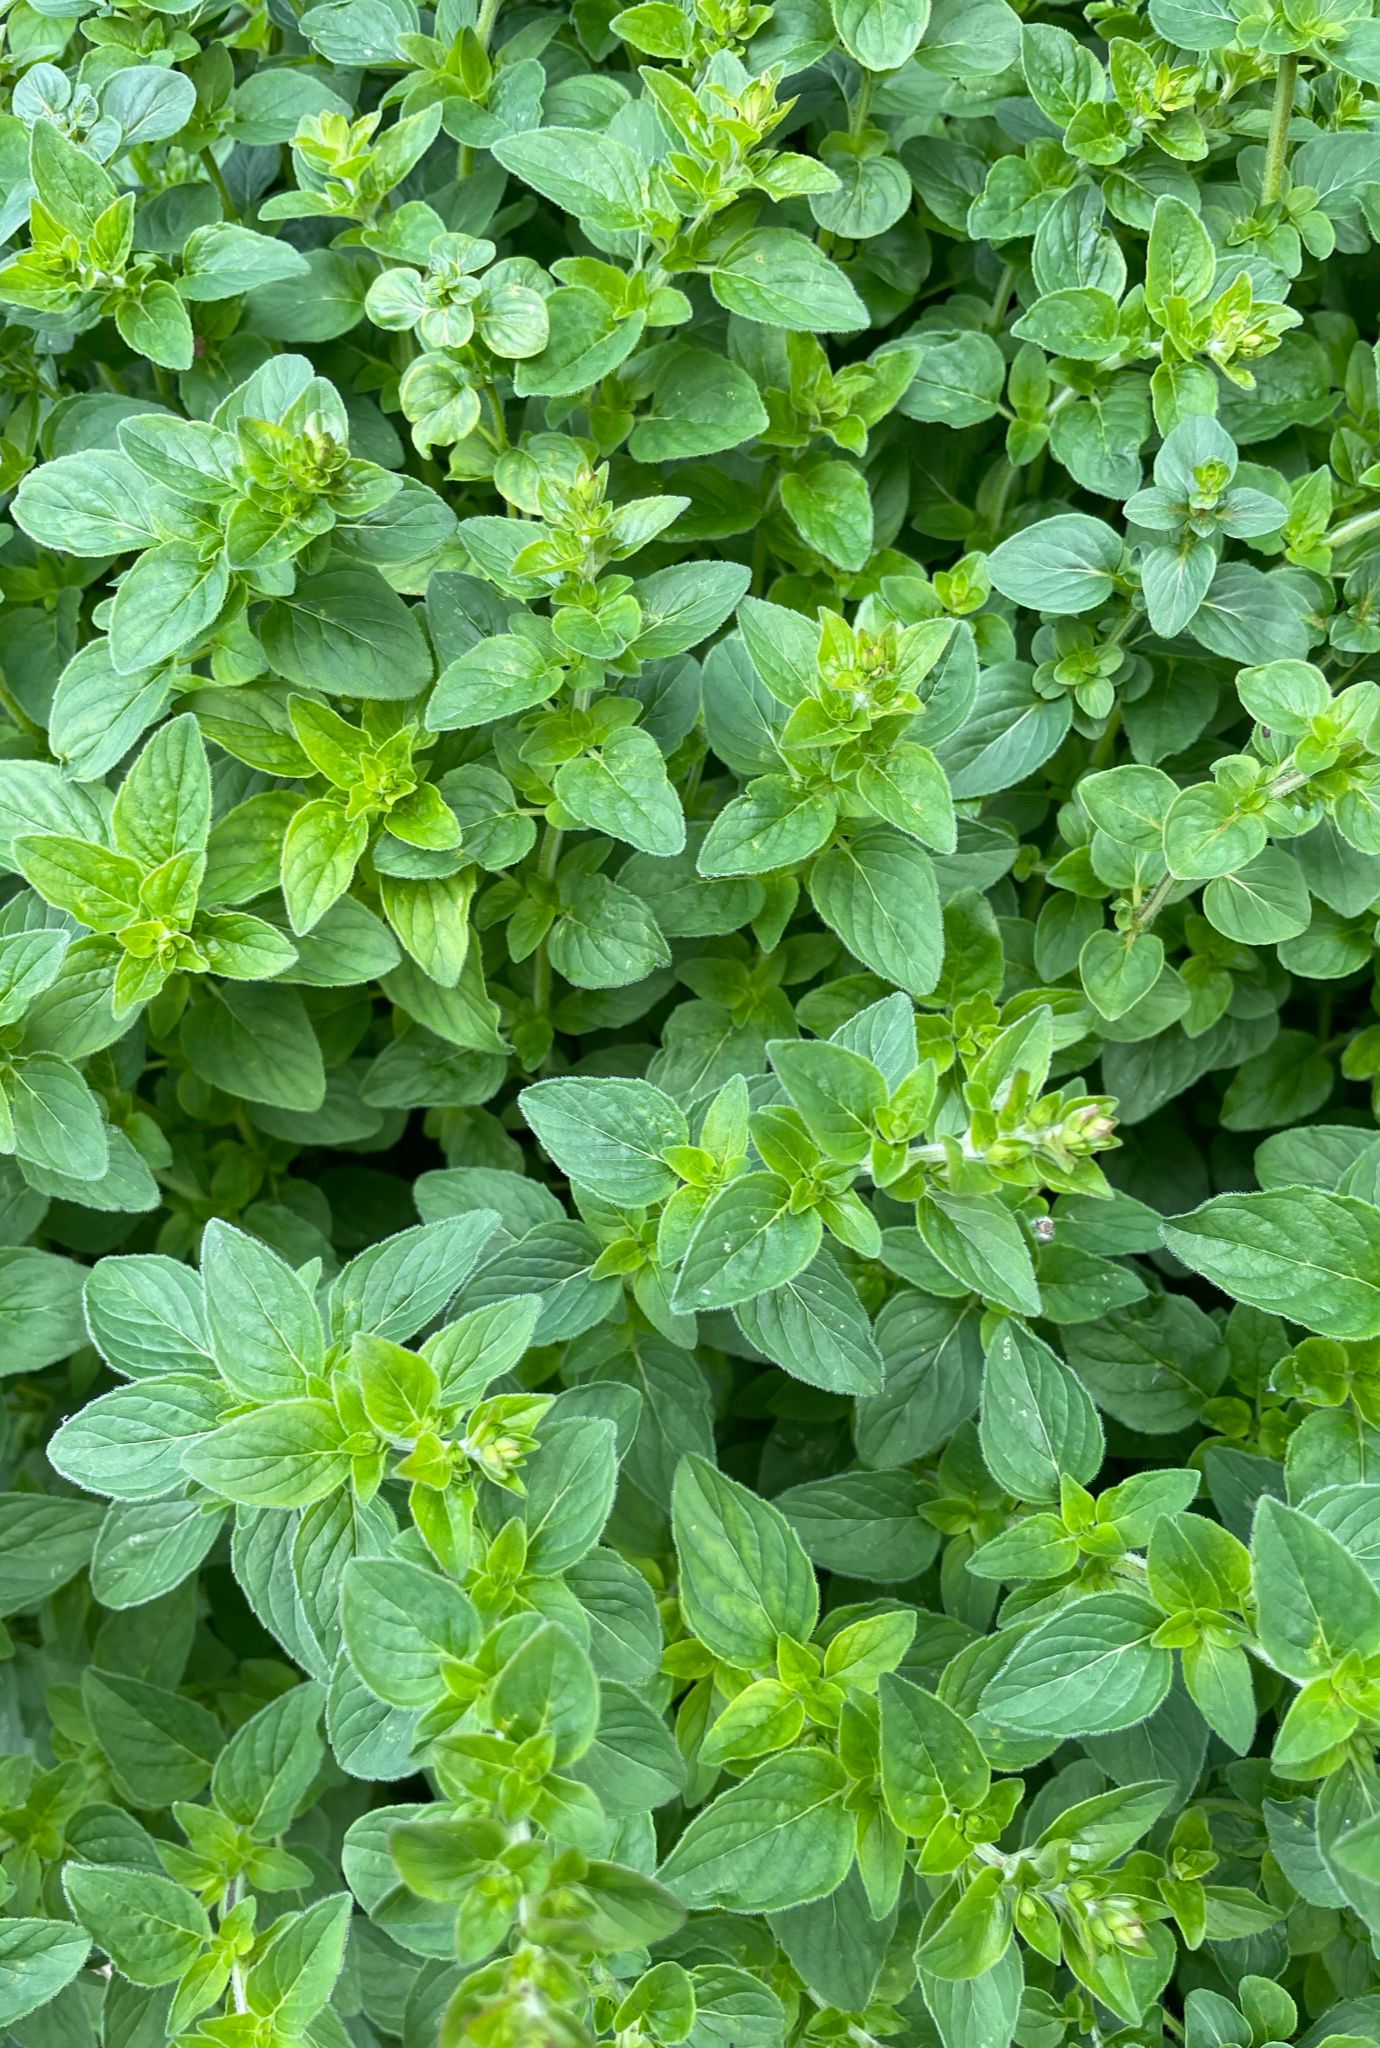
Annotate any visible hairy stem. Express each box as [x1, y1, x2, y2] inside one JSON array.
[[1132, 871, 1178, 931], [1260, 53, 1299, 206], [530, 823, 564, 1056], [1326, 502, 1380, 551], [221, 1876, 248, 2014], [200, 147, 238, 221]]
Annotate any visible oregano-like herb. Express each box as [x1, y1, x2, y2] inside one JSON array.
[[1, 0, 1380, 2045]]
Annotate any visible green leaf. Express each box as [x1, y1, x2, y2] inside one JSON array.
[[856, 742, 956, 852], [180, 220, 310, 297], [521, 1415, 619, 1572], [9, 1054, 109, 1178], [426, 634, 562, 731], [1080, 928, 1165, 1021], [244, 1894, 351, 2031], [733, 1248, 885, 1394], [108, 544, 229, 674], [207, 1679, 323, 1843], [658, 1750, 853, 1910], [918, 1189, 1042, 1316], [548, 873, 671, 988], [1163, 1190, 1380, 1339], [12, 450, 164, 556], [342, 1556, 478, 1705], [47, 1375, 226, 1499], [980, 1592, 1173, 1735], [514, 289, 645, 397], [769, 1037, 887, 1164], [183, 1397, 350, 1507], [260, 571, 434, 699], [987, 514, 1123, 614], [698, 779, 837, 877], [780, 458, 874, 573], [1251, 1498, 1380, 1680], [631, 561, 752, 660], [895, 331, 1006, 427], [1012, 287, 1121, 361], [492, 128, 648, 232], [916, 1866, 1013, 1979], [979, 1321, 1103, 1503], [775, 1469, 933, 1579], [832, 0, 930, 66], [1202, 847, 1311, 945], [281, 799, 369, 933], [879, 1673, 990, 1829], [1144, 194, 1215, 318], [30, 117, 117, 235], [180, 982, 326, 1111], [491, 1620, 600, 1763], [708, 229, 868, 331], [521, 1075, 687, 1204], [85, 1254, 213, 1380], [1035, 1780, 1174, 1864], [672, 1173, 823, 1312], [553, 726, 686, 856], [114, 713, 211, 868], [921, 1944, 1024, 2048], [115, 279, 195, 371], [63, 1865, 208, 1987], [332, 1214, 496, 1343], [0, 1248, 87, 1372], [672, 1453, 818, 1667], [810, 825, 943, 997], [1163, 782, 1266, 880], [82, 1669, 223, 1805], [0, 1920, 91, 2027], [201, 1218, 324, 1400], [628, 346, 769, 461], [0, 1493, 105, 1613], [92, 1498, 225, 1610]]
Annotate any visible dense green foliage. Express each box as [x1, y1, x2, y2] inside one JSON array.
[[6, 0, 1380, 2043]]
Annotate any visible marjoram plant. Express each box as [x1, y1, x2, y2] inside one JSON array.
[[2, 0, 1380, 2044]]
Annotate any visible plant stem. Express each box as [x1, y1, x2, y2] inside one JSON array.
[[1088, 705, 1123, 772], [483, 382, 509, 451], [529, 824, 564, 1056], [751, 520, 769, 596], [221, 1876, 248, 2014], [1260, 53, 1299, 206], [848, 68, 875, 138], [1325, 502, 1380, 551], [0, 670, 48, 749], [200, 147, 238, 221], [530, 955, 553, 1051], [987, 261, 1015, 330], [1132, 871, 1177, 932], [986, 459, 1017, 532], [459, 0, 501, 166]]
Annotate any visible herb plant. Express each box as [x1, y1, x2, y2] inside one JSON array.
[[3, 0, 1380, 2045]]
